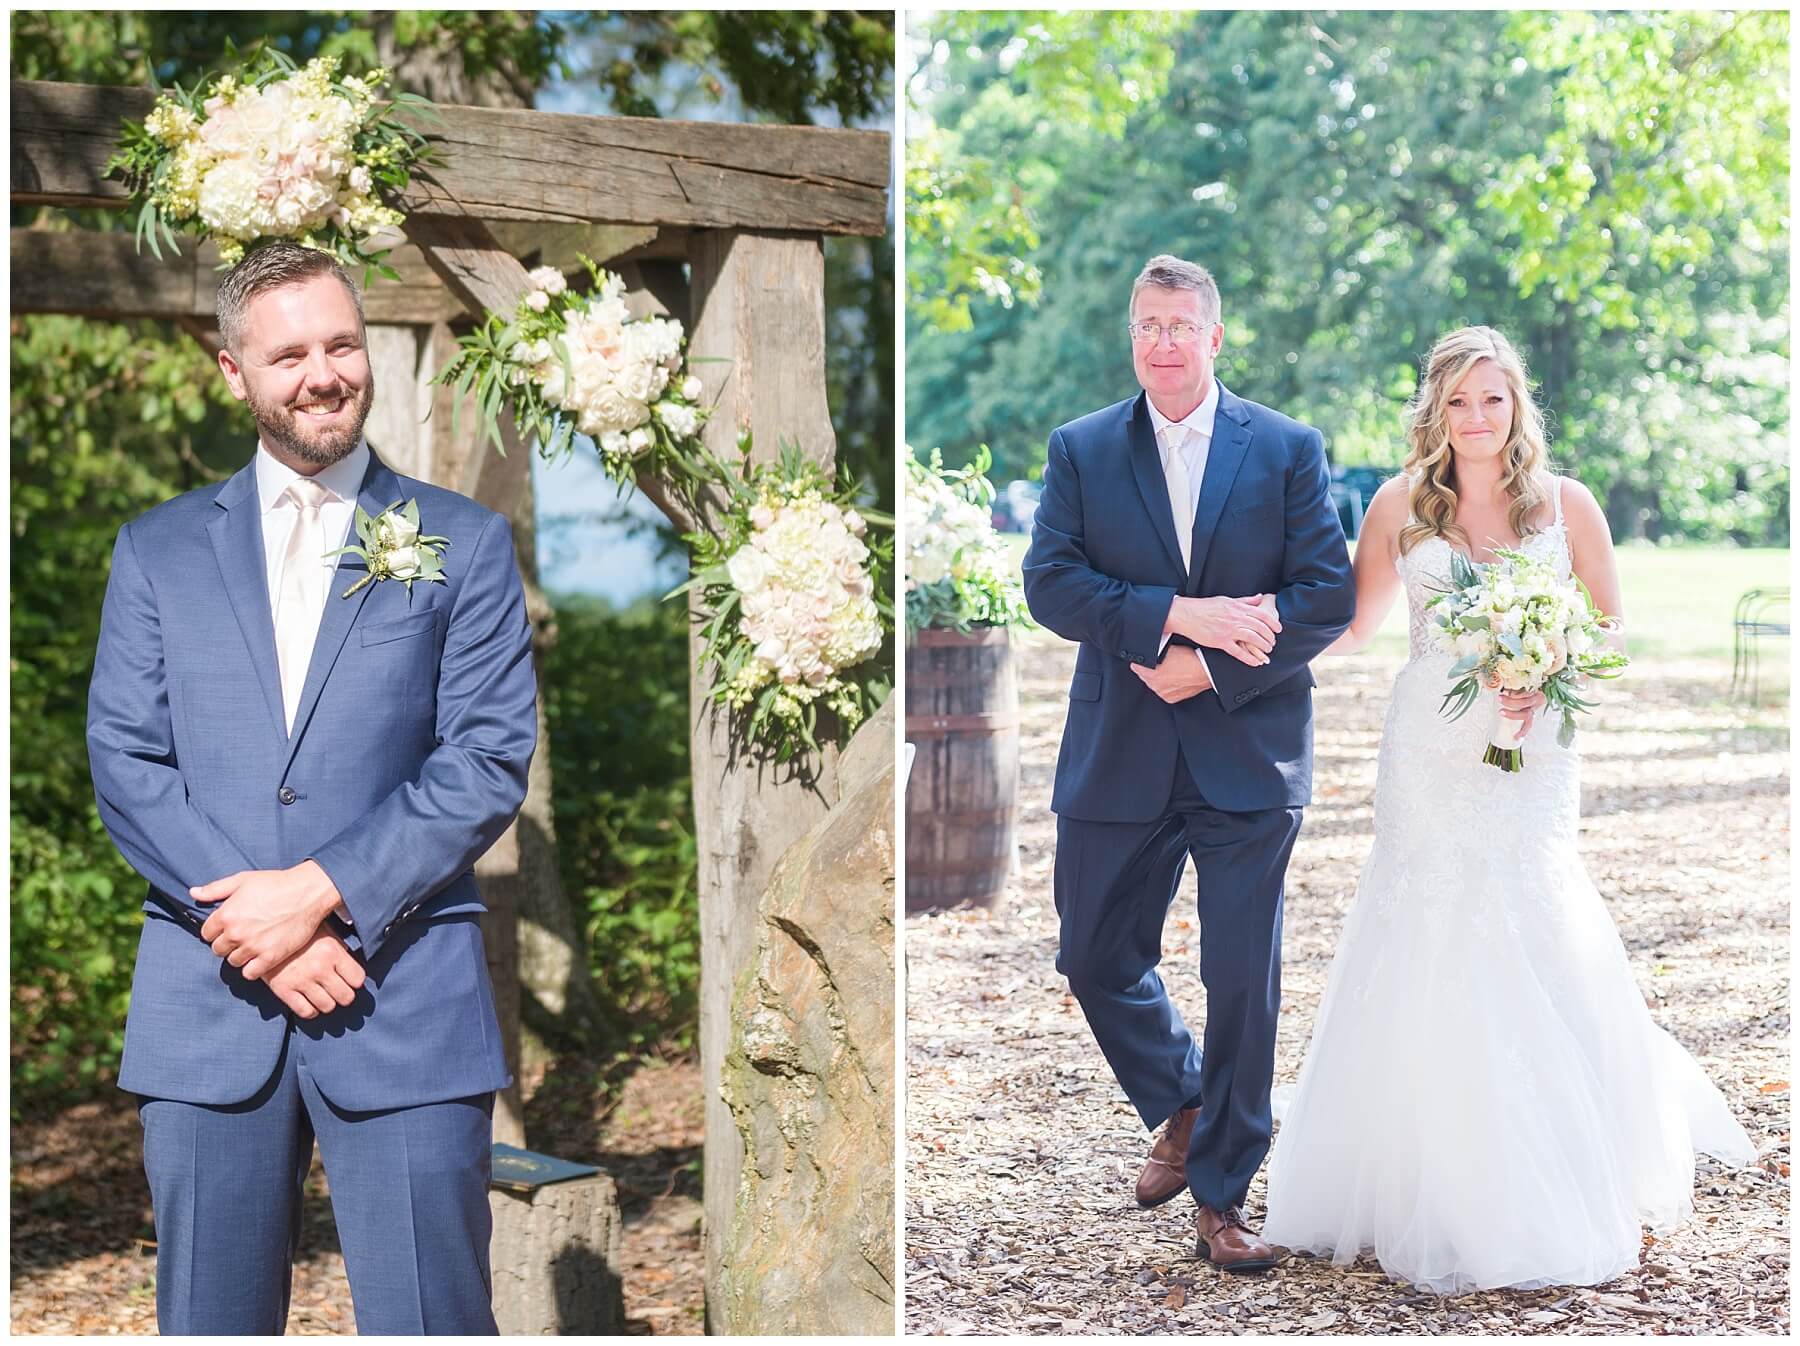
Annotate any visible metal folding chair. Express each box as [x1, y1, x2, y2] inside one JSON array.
[[1731, 586, 1789, 699]]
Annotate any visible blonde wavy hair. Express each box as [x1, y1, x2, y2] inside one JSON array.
[[1398, 326, 1552, 556]]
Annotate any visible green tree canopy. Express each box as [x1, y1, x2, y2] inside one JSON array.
[[906, 10, 1788, 545]]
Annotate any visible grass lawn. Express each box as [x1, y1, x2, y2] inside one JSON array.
[[993, 532, 1788, 677]]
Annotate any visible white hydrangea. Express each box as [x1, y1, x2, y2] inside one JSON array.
[[725, 493, 881, 688]]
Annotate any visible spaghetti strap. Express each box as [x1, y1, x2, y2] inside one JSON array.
[[1552, 474, 1565, 528]]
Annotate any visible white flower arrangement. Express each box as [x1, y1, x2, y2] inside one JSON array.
[[1427, 547, 1628, 770], [675, 439, 893, 765], [108, 50, 435, 274], [435, 255, 710, 496], [904, 446, 1032, 634]]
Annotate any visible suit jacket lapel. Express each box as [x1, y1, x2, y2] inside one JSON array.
[[1126, 393, 1188, 577], [206, 463, 288, 742], [1185, 383, 1254, 590], [279, 452, 395, 772]]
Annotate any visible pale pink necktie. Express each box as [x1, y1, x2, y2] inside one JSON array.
[[1162, 425, 1194, 572], [274, 477, 333, 732]]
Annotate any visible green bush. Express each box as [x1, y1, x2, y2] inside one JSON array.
[[542, 593, 699, 1052], [11, 313, 252, 1110]]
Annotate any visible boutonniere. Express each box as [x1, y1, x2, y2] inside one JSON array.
[[327, 499, 449, 598]]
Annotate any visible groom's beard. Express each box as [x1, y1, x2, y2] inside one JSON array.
[[249, 374, 375, 467]]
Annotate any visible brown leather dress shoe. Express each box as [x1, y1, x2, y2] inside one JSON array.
[[1194, 1205, 1278, 1273], [1134, 1105, 1199, 1207]]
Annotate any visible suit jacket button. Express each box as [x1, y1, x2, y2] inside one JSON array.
[[278, 786, 297, 805]]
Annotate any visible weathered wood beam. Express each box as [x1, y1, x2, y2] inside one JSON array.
[[12, 80, 889, 235], [10, 229, 469, 323], [10, 226, 688, 325], [686, 229, 841, 1325]]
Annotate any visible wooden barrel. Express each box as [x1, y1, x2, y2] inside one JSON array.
[[904, 626, 1020, 912]]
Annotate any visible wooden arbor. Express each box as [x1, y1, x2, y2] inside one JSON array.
[[12, 79, 890, 1321]]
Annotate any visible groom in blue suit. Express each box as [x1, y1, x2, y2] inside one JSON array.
[[87, 243, 535, 1332], [1023, 255, 1353, 1270]]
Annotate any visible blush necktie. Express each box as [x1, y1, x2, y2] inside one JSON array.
[[274, 476, 333, 733]]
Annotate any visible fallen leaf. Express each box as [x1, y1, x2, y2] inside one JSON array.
[[1164, 1285, 1186, 1309]]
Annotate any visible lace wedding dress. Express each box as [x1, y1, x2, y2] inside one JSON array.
[[1262, 478, 1756, 1294]]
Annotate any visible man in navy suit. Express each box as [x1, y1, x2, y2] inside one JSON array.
[[87, 243, 536, 1332], [1023, 255, 1353, 1270]]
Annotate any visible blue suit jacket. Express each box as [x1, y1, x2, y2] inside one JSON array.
[[88, 449, 536, 1110], [1022, 386, 1354, 820]]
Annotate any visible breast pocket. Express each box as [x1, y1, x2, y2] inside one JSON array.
[[360, 609, 439, 648]]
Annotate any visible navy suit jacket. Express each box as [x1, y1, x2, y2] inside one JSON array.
[[1022, 385, 1353, 821], [88, 449, 535, 1110]]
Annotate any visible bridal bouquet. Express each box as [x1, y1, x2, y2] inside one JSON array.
[[435, 255, 708, 496], [674, 439, 892, 765], [904, 446, 1032, 634], [107, 50, 433, 273], [1427, 547, 1628, 771]]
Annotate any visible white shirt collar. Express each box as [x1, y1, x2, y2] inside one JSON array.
[[1147, 378, 1220, 460], [255, 438, 370, 513]]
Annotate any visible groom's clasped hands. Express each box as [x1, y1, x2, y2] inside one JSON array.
[[194, 861, 367, 1019]]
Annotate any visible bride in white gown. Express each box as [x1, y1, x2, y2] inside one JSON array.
[[1261, 326, 1756, 1294]]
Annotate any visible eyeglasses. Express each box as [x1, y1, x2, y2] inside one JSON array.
[[1127, 321, 1213, 345]]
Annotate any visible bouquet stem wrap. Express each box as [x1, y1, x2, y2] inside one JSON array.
[[1485, 691, 1526, 772]]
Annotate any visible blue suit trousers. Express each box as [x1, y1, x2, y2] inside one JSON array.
[[1054, 752, 1301, 1212], [138, 1030, 498, 1335]]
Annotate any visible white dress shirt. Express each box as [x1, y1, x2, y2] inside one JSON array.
[[1148, 381, 1220, 684], [254, 437, 368, 645]]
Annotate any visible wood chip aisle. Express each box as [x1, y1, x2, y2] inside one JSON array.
[[905, 629, 1789, 1336]]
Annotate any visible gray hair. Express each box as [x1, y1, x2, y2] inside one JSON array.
[[1129, 254, 1221, 324], [216, 243, 365, 354]]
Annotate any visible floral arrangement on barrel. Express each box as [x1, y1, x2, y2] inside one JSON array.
[[438, 261, 890, 766], [904, 446, 1033, 634], [109, 48, 435, 273]]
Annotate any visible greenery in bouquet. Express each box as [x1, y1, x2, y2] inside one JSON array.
[[107, 47, 435, 274], [1428, 546, 1629, 765], [673, 438, 894, 766], [434, 255, 711, 505], [905, 445, 1033, 635]]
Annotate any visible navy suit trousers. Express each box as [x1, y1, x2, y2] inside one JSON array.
[[1054, 751, 1301, 1212], [138, 1031, 498, 1335]]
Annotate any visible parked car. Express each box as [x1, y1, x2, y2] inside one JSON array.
[[992, 479, 1042, 534], [1331, 464, 1398, 540]]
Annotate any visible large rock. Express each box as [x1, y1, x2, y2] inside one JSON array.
[[715, 697, 896, 1334]]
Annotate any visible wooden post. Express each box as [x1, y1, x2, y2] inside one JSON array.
[[685, 229, 842, 1324]]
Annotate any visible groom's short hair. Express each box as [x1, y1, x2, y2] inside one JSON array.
[[1129, 255, 1221, 324], [216, 243, 366, 355]]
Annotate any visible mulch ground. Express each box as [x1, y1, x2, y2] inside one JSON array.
[[9, 1052, 704, 1334], [905, 629, 1790, 1336]]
